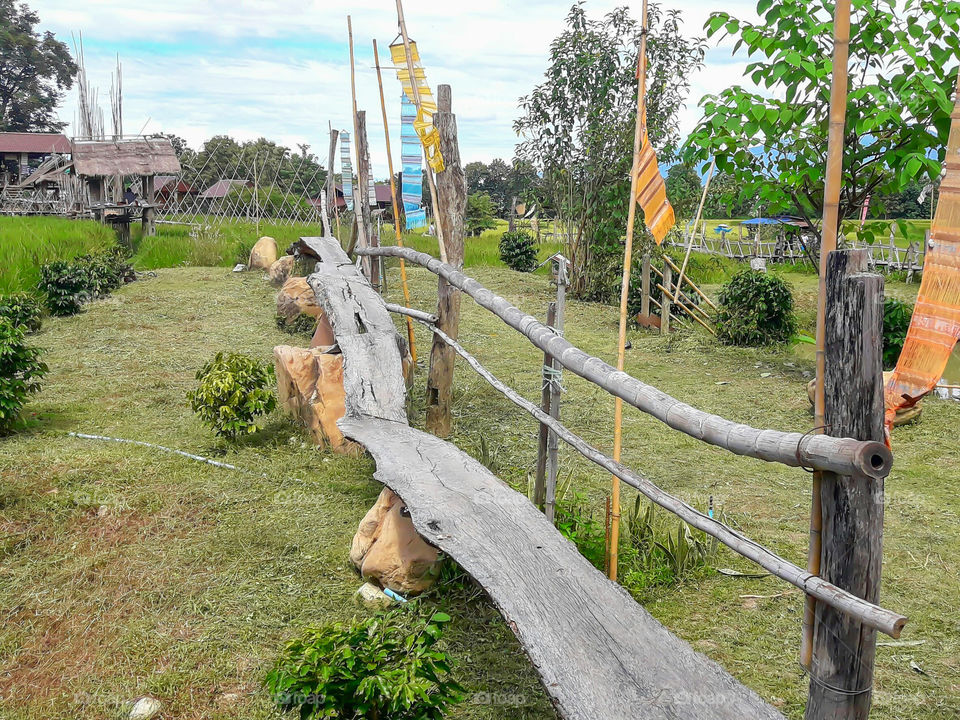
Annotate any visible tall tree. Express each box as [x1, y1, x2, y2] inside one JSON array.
[[0, 1, 77, 132], [685, 0, 959, 250], [515, 2, 705, 300], [664, 163, 704, 220]]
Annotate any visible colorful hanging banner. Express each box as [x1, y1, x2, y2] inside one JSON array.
[[340, 130, 354, 212], [634, 110, 674, 245], [405, 207, 428, 230], [389, 40, 444, 173], [400, 94, 423, 211], [884, 75, 960, 434]]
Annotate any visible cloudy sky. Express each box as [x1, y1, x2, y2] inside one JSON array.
[[33, 0, 762, 177]]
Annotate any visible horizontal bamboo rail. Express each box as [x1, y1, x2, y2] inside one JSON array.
[[387, 305, 906, 638], [357, 245, 893, 479]]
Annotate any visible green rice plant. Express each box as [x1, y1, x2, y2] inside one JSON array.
[[265, 607, 462, 720], [187, 351, 277, 439]]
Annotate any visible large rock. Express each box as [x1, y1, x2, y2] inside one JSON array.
[[276, 276, 324, 324], [350, 488, 440, 595], [274, 345, 360, 454], [268, 255, 295, 286], [249, 236, 278, 270]]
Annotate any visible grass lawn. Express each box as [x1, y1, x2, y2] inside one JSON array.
[[2, 236, 957, 719], [698, 218, 931, 250]]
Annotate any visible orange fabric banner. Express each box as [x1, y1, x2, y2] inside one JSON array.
[[634, 112, 675, 245], [884, 76, 960, 433]]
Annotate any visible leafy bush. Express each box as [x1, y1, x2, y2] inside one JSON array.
[[265, 608, 462, 720], [465, 191, 497, 236], [882, 297, 913, 370], [555, 491, 607, 569], [38, 252, 134, 316], [276, 312, 316, 337], [0, 318, 48, 433], [716, 270, 796, 346], [187, 352, 277, 439], [498, 229, 537, 272], [0, 293, 44, 333]]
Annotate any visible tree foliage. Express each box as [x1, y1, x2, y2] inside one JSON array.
[[187, 352, 276, 440], [0, 0, 76, 132], [664, 163, 704, 220], [465, 191, 497, 235], [464, 158, 542, 217], [685, 0, 960, 245], [515, 2, 705, 300]]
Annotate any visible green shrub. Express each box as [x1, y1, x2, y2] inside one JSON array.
[[0, 318, 48, 433], [716, 270, 796, 346], [0, 293, 44, 333], [38, 252, 134, 316], [883, 297, 913, 370], [265, 608, 462, 720], [187, 351, 277, 439], [555, 491, 607, 570], [498, 230, 537, 272], [276, 312, 316, 337]]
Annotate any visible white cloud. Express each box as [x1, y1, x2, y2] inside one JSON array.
[[32, 0, 763, 177]]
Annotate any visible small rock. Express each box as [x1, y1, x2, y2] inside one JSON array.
[[232, 263, 247, 273], [354, 581, 394, 609], [129, 697, 162, 720], [268, 255, 295, 286], [249, 236, 278, 270]]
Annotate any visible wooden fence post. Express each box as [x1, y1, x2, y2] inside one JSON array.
[[544, 259, 568, 523], [325, 125, 339, 236], [534, 302, 557, 510], [660, 263, 672, 334], [141, 174, 156, 237], [355, 110, 377, 288], [806, 249, 886, 720], [425, 85, 466, 436], [641, 253, 651, 319]]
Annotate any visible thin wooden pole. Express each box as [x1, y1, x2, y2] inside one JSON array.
[[545, 259, 568, 523], [608, 0, 649, 581], [804, 0, 852, 671], [662, 255, 718, 312], [660, 263, 672, 334], [395, 0, 447, 264], [347, 16, 371, 279], [325, 122, 339, 236], [534, 301, 557, 511], [674, 159, 715, 296], [373, 39, 418, 364], [640, 253, 651, 318]]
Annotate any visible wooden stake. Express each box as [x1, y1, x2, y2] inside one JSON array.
[[534, 301, 557, 510], [325, 123, 339, 237], [355, 110, 378, 288], [660, 263, 672, 334], [608, 0, 649, 580], [804, 0, 852, 671], [806, 250, 886, 719], [674, 158, 715, 296], [347, 16, 371, 278], [545, 259, 568, 524], [424, 85, 465, 437], [395, 0, 447, 264], [373, 39, 418, 363], [641, 253, 651, 318]]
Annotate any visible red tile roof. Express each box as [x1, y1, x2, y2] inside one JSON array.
[[0, 132, 71, 154]]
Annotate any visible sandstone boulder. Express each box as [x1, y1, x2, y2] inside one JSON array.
[[350, 488, 440, 595], [249, 236, 278, 270], [268, 255, 295, 286], [276, 276, 324, 324], [274, 345, 360, 453]]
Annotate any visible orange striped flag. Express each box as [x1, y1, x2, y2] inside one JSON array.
[[634, 111, 675, 244], [884, 72, 960, 434]]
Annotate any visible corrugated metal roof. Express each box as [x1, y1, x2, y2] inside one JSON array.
[[201, 179, 251, 199], [72, 138, 181, 176], [0, 132, 71, 154]]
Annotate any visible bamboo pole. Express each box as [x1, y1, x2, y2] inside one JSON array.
[[656, 283, 715, 335], [395, 0, 447, 264], [608, 0, 650, 581], [650, 263, 712, 323], [674, 159, 716, 296], [373, 39, 418, 364], [357, 245, 893, 479], [662, 255, 718, 311], [388, 307, 906, 639], [803, 0, 852, 671], [347, 16, 371, 279]]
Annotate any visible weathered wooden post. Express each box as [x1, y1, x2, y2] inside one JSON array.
[[141, 174, 156, 237], [641, 253, 651, 319], [660, 263, 672, 334], [544, 257, 568, 523], [425, 85, 466, 436], [355, 110, 377, 289], [806, 249, 887, 720], [534, 301, 557, 510]]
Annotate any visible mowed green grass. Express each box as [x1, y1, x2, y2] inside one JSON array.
[[0, 268, 553, 720], [697, 218, 931, 249], [0, 216, 117, 294]]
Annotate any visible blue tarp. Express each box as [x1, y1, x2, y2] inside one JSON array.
[[740, 217, 791, 225]]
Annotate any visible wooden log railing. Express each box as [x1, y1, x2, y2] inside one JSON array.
[[355, 245, 893, 480], [388, 304, 906, 638]]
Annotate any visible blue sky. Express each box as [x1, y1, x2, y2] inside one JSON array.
[[32, 0, 763, 178]]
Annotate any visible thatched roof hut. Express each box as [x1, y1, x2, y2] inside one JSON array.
[[72, 137, 181, 177]]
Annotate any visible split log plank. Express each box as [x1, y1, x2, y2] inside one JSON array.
[[339, 416, 786, 720]]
